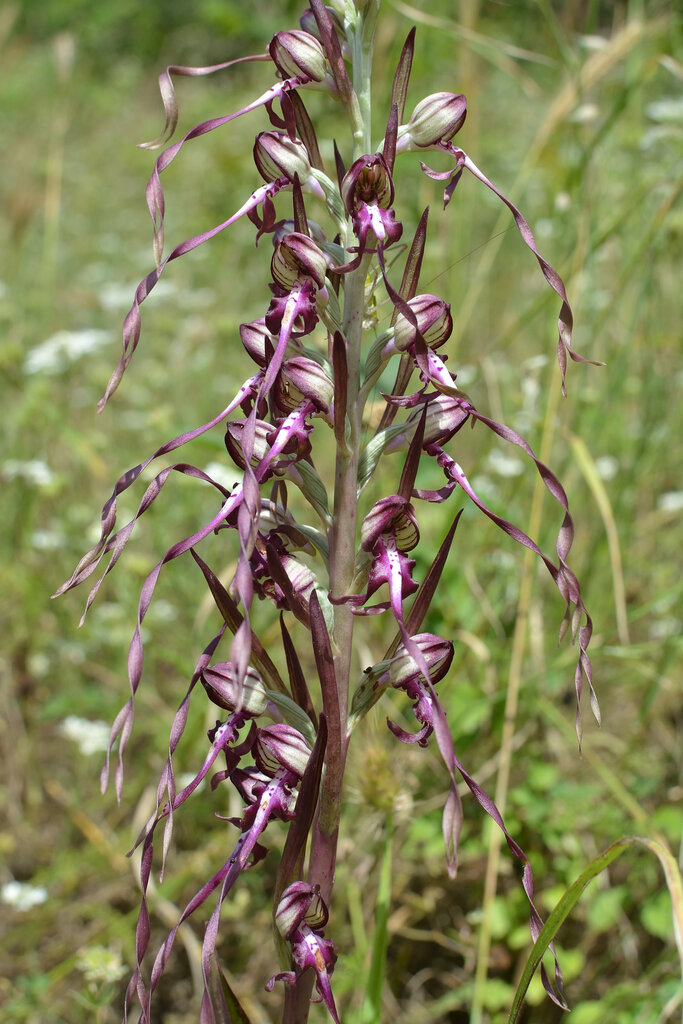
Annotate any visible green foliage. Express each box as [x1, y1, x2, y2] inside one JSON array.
[[2, 1, 681, 1021]]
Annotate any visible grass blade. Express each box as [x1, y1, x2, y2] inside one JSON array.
[[508, 835, 683, 1024]]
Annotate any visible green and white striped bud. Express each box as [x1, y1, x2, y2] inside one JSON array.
[[201, 663, 268, 715], [271, 232, 328, 291], [254, 131, 313, 185], [224, 419, 273, 471], [275, 881, 329, 939], [402, 92, 467, 148], [269, 30, 328, 83], [254, 723, 312, 778], [388, 633, 454, 689], [278, 355, 334, 415], [361, 495, 420, 553], [392, 293, 453, 352]]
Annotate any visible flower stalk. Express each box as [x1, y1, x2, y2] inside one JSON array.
[[58, 4, 600, 1022]]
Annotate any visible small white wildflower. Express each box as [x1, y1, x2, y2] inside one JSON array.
[[657, 491, 683, 513], [1, 881, 48, 911], [649, 616, 681, 640], [76, 946, 127, 987], [534, 218, 554, 239], [24, 329, 112, 374], [455, 363, 477, 387], [146, 599, 177, 623], [569, 103, 600, 124], [578, 34, 609, 52], [61, 715, 111, 755], [204, 461, 240, 490], [3, 460, 55, 487], [31, 528, 63, 550], [646, 97, 683, 123], [594, 456, 619, 481], [487, 449, 524, 478]]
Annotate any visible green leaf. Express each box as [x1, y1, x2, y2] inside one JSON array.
[[292, 460, 331, 525], [265, 690, 317, 747], [357, 422, 408, 493], [361, 812, 393, 1024], [206, 950, 253, 1024], [507, 835, 683, 1024]]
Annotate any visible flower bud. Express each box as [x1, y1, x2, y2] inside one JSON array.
[[275, 881, 329, 939], [254, 131, 313, 185], [413, 394, 470, 446], [392, 294, 453, 352], [254, 723, 312, 777], [277, 356, 334, 414], [225, 419, 273, 470], [239, 318, 273, 367], [406, 92, 467, 147], [341, 154, 394, 214], [273, 218, 328, 248], [361, 495, 419, 553], [389, 632, 454, 689], [271, 232, 328, 291], [201, 663, 268, 715], [269, 30, 328, 83]]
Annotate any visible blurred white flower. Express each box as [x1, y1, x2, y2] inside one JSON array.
[[31, 528, 64, 549], [24, 329, 111, 374], [205, 461, 242, 489], [594, 456, 619, 481], [657, 491, 683, 513], [3, 459, 54, 487], [76, 945, 127, 987], [646, 97, 683, 123], [487, 448, 524, 478], [569, 103, 600, 124], [60, 715, 111, 755], [1, 881, 48, 911]]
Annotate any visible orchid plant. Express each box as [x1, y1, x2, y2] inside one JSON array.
[[57, 2, 601, 1021]]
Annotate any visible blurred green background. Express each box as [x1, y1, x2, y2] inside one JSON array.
[[1, 0, 681, 1022]]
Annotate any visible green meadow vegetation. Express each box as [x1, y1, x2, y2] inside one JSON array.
[[1, 1, 681, 1021]]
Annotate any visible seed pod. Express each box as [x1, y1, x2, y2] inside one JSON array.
[[361, 495, 420, 553], [254, 723, 312, 778], [389, 632, 454, 689], [274, 881, 329, 939], [406, 92, 467, 147], [271, 232, 328, 291], [393, 294, 453, 352], [201, 663, 268, 715], [269, 30, 328, 82], [341, 153, 394, 214]]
